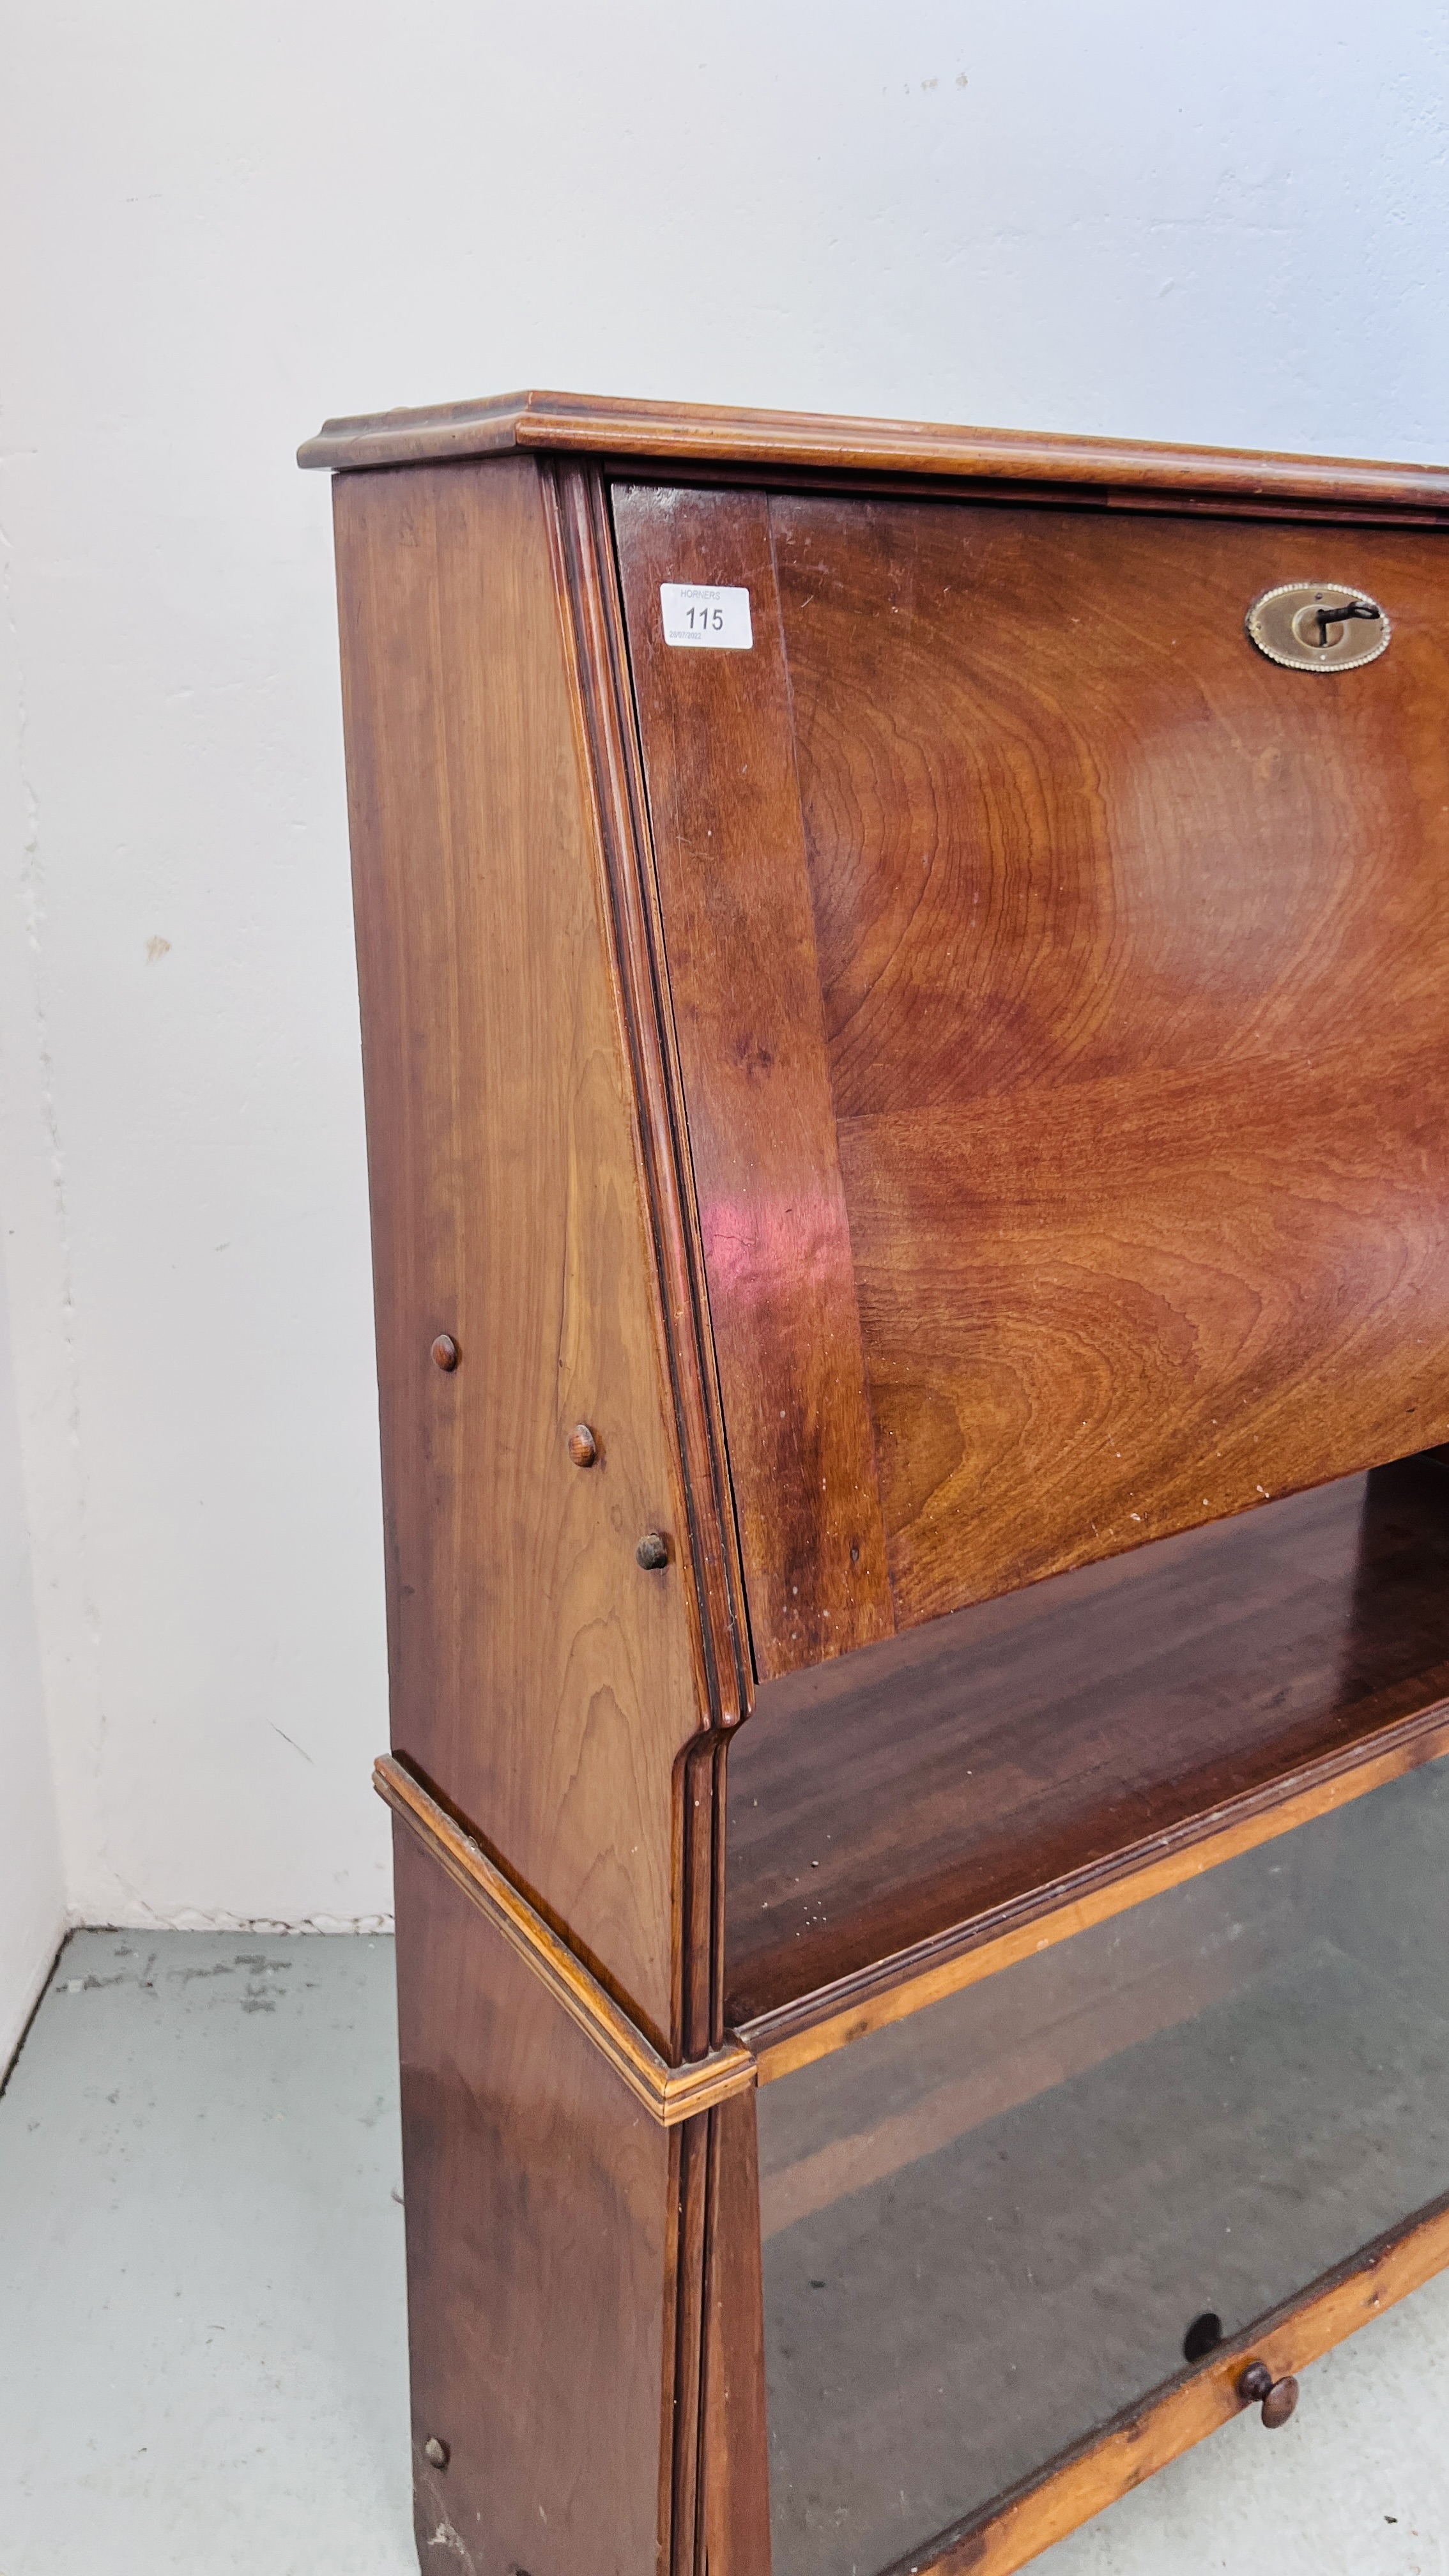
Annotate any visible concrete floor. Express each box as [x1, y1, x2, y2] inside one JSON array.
[[2, 1931, 1447, 2576], [0, 1931, 412, 2576]]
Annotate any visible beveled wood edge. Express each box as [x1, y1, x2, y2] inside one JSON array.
[[608, 471, 894, 1680], [882, 2186, 1449, 2576], [297, 390, 1449, 513], [548, 461, 753, 1735], [670, 2110, 711, 2576], [740, 1698, 1449, 2083], [608, 460, 1449, 532], [376, 1755, 755, 2125], [548, 458, 754, 2059]]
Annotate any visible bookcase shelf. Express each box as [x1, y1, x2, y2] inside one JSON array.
[[729, 1450, 1449, 2044]]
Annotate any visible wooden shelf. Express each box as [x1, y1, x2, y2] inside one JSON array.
[[726, 1450, 1449, 2041]]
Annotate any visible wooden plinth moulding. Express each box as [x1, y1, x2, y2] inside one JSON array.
[[376, 1754, 755, 2127]]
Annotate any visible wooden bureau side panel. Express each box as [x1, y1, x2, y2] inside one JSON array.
[[393, 1827, 677, 2576], [611, 483, 893, 1680], [333, 456, 702, 2044], [772, 498, 1449, 1618]]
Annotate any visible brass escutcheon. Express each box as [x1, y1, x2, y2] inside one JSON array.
[[1246, 581, 1390, 672]]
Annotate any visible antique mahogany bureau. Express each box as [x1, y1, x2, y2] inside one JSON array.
[[300, 392, 1449, 2576]]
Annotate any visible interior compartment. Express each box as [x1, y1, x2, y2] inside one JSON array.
[[727, 1449, 1449, 2025]]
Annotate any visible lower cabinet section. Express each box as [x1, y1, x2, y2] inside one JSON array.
[[391, 1751, 1449, 2576], [391, 1828, 680, 2576], [755, 1753, 1449, 2576]]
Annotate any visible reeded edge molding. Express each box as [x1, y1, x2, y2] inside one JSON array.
[[547, 460, 757, 2066], [375, 1755, 755, 2126], [547, 461, 753, 1736], [882, 2186, 1449, 2576], [297, 389, 1449, 514]]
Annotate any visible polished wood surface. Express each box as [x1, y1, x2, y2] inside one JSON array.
[[377, 1756, 754, 2125], [316, 405, 1449, 2576], [392, 1825, 678, 2576], [552, 459, 754, 1767], [553, 457, 766, 2066], [700, 2092, 773, 2575], [890, 2188, 1449, 2576], [333, 454, 703, 2046], [728, 1453, 1449, 2032], [614, 483, 893, 1676], [616, 485, 1449, 1660], [774, 496, 1449, 1621], [747, 1699, 1449, 2086], [300, 390, 1449, 518]]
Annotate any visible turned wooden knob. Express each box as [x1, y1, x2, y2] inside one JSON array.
[[636, 1531, 670, 1570], [1238, 2361, 1298, 2426], [431, 1333, 459, 1372]]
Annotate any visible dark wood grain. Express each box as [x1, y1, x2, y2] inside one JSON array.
[[299, 390, 1449, 518], [700, 2094, 774, 2575], [612, 482, 893, 1678], [726, 1452, 1449, 2026], [551, 460, 753, 1751], [770, 496, 1449, 1622], [746, 1709, 1449, 2083], [333, 454, 703, 2046], [393, 1825, 678, 2576], [747, 1700, 1449, 2081], [552, 458, 767, 2060], [670, 2110, 709, 2576]]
